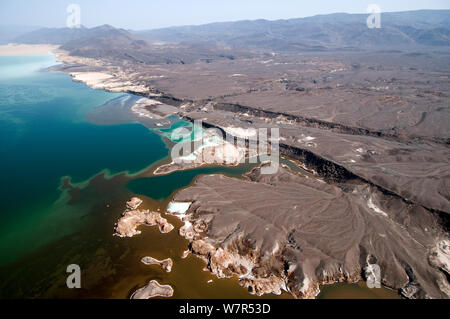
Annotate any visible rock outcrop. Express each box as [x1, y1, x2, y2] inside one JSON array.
[[114, 198, 174, 237], [141, 256, 173, 272], [126, 197, 143, 210], [154, 128, 246, 175]]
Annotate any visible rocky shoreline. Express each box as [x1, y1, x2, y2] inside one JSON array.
[[53, 49, 153, 94], [153, 128, 247, 175], [168, 163, 450, 299]]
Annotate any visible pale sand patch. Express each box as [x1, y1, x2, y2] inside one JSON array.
[[0, 44, 59, 56], [70, 72, 114, 86], [53, 49, 155, 95]]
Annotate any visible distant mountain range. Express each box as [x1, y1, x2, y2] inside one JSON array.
[[13, 24, 133, 45], [8, 10, 450, 55], [136, 10, 450, 50]]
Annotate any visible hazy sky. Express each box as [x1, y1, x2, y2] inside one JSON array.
[[1, 0, 449, 30]]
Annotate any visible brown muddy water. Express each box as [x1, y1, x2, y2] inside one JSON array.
[[318, 282, 400, 299]]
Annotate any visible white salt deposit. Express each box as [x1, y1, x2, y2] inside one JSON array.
[[167, 202, 192, 216]]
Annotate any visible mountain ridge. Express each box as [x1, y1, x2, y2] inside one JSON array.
[[10, 10, 450, 57], [135, 10, 450, 49]]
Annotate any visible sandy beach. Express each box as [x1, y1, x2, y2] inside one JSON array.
[[0, 44, 59, 56]]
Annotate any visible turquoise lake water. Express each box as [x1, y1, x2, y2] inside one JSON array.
[[0, 55, 169, 265]]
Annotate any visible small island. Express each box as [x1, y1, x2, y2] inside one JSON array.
[[114, 197, 174, 237], [141, 256, 173, 272], [130, 280, 174, 299]]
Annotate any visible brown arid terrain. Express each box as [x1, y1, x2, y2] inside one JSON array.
[[13, 10, 450, 298], [171, 163, 449, 298]]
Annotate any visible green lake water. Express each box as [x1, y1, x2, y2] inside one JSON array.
[[0, 55, 168, 265]]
